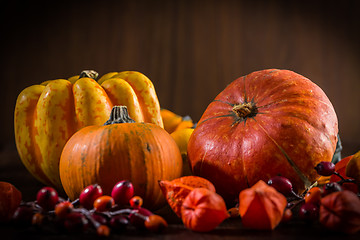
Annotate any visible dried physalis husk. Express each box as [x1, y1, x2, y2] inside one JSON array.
[[181, 188, 229, 232], [320, 190, 360, 234], [0, 181, 22, 222], [345, 150, 360, 182], [158, 181, 193, 217], [158, 176, 216, 217], [239, 180, 287, 230], [171, 176, 216, 191]]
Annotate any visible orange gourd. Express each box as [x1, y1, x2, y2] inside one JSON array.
[[59, 106, 182, 210]]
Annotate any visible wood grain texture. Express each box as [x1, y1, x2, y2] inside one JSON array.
[[1, 0, 359, 154]]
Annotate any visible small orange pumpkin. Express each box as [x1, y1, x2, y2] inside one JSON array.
[[59, 106, 182, 210]]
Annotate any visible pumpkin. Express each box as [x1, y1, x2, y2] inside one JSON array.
[[171, 128, 195, 176], [14, 70, 163, 190], [160, 108, 194, 134], [59, 106, 182, 210], [187, 69, 338, 204], [161, 108, 183, 133]]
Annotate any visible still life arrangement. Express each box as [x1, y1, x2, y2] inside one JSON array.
[[1, 69, 359, 237]]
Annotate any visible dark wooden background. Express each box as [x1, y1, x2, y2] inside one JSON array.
[[1, 0, 360, 155]]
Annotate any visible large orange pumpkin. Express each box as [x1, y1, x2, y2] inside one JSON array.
[[59, 106, 182, 210], [14, 70, 163, 190], [187, 69, 338, 204]]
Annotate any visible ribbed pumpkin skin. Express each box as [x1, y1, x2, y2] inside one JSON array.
[[14, 71, 163, 190], [59, 122, 183, 210], [187, 69, 338, 204]]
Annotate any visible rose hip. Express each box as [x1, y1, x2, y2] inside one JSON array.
[[64, 212, 89, 233], [129, 196, 143, 208], [281, 209, 293, 223], [129, 207, 153, 229], [111, 180, 134, 206], [109, 215, 128, 232], [91, 212, 108, 225], [55, 201, 73, 219], [267, 176, 295, 197], [97, 225, 110, 237], [93, 196, 115, 212], [79, 184, 103, 209], [12, 206, 34, 225], [314, 161, 335, 176], [322, 182, 342, 196], [36, 187, 59, 210], [299, 202, 319, 222], [144, 215, 168, 233], [32, 212, 45, 226]]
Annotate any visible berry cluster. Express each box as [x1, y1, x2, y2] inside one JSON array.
[[267, 161, 358, 222], [11, 180, 167, 237]]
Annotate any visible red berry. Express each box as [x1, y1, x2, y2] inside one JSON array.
[[129, 196, 143, 208], [129, 207, 153, 228], [314, 161, 335, 176], [267, 176, 294, 197], [36, 187, 59, 210], [32, 212, 45, 226], [79, 184, 103, 209], [299, 202, 319, 221], [144, 215, 168, 233], [111, 180, 134, 206], [93, 196, 114, 212], [91, 213, 108, 225], [227, 207, 240, 218], [322, 182, 342, 196], [55, 201, 73, 219], [97, 224, 110, 237], [64, 212, 89, 233], [12, 206, 34, 225], [281, 209, 293, 223], [109, 215, 128, 232]]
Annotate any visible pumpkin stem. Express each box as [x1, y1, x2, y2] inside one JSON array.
[[104, 106, 136, 125], [232, 102, 258, 119], [79, 70, 99, 80]]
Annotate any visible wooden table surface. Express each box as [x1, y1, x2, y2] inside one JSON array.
[[1, 142, 359, 240]]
